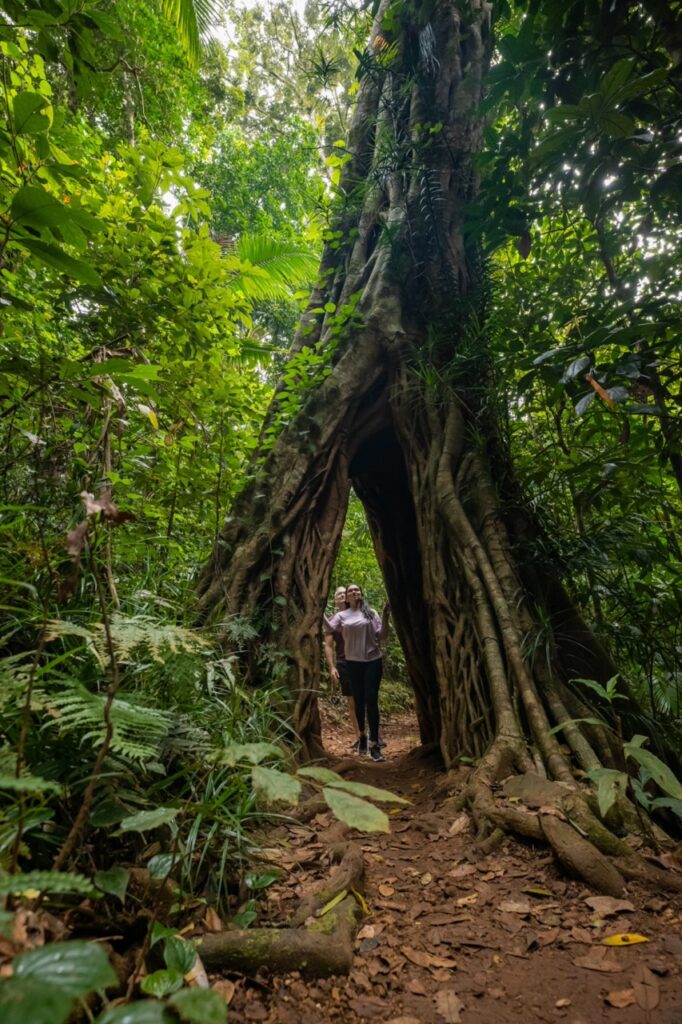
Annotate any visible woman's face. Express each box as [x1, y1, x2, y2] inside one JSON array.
[[346, 584, 362, 608], [334, 586, 347, 610]]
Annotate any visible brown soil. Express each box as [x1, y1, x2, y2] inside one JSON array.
[[218, 711, 682, 1024]]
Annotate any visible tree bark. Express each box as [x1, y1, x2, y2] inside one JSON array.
[[197, 0, 677, 885]]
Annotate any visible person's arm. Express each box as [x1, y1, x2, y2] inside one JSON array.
[[324, 632, 339, 682], [378, 602, 390, 641]]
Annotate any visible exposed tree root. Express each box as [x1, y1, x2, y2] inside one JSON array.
[[197, 894, 362, 977], [291, 842, 364, 926], [539, 815, 625, 897]]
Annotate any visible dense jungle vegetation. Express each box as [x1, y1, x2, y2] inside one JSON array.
[[0, 0, 681, 1020]]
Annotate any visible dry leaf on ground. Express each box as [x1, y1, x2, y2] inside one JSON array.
[[401, 946, 458, 970], [605, 988, 636, 1008], [434, 989, 464, 1023], [212, 980, 236, 1004], [602, 933, 648, 946], [499, 900, 531, 915], [555, 998, 571, 1008], [573, 946, 623, 973], [632, 965, 660, 1010], [584, 896, 634, 917], [449, 815, 470, 835], [420, 872, 433, 886]]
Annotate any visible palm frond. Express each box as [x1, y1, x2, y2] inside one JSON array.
[[160, 0, 220, 67], [224, 235, 319, 302]]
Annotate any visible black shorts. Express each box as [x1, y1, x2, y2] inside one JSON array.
[[337, 661, 352, 697]]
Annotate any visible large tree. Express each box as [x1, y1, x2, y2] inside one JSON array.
[[198, 0, 680, 891]]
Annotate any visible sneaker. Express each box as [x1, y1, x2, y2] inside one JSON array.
[[357, 735, 368, 755], [350, 738, 361, 752], [370, 744, 385, 762]]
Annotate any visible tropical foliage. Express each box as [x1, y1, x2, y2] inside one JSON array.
[[0, 0, 680, 1017]]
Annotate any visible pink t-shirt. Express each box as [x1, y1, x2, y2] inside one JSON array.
[[326, 608, 382, 662]]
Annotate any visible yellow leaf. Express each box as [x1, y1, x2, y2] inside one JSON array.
[[147, 408, 159, 430], [352, 887, 368, 914], [21, 888, 41, 899], [602, 933, 649, 946], [317, 889, 347, 917]]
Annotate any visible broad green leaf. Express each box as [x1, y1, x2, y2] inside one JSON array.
[[327, 779, 408, 804], [548, 717, 605, 736], [168, 988, 227, 1024], [0, 772, 61, 794], [571, 677, 609, 701], [245, 870, 280, 890], [625, 744, 682, 799], [322, 786, 390, 833], [97, 1001, 175, 1024], [15, 238, 102, 286], [118, 807, 178, 833], [296, 766, 344, 784], [15, 940, 116, 997], [218, 741, 284, 766], [586, 768, 627, 818], [12, 92, 52, 134], [0, 977, 73, 1024], [163, 936, 196, 975], [95, 867, 130, 902], [147, 853, 174, 879], [140, 969, 183, 997], [251, 766, 301, 806]]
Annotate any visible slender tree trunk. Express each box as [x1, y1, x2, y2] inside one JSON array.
[[198, 0, 680, 889]]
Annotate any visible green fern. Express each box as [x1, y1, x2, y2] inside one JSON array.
[[46, 614, 208, 666], [0, 869, 95, 896], [224, 235, 319, 301], [37, 686, 173, 762]]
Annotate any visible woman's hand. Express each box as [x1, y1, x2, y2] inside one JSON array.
[[331, 666, 340, 683]]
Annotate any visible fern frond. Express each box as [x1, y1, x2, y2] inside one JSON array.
[[39, 687, 173, 763], [224, 235, 318, 301], [160, 0, 219, 67], [0, 869, 95, 896], [46, 615, 208, 666]]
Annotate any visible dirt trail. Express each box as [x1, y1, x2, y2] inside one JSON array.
[[223, 714, 682, 1024]]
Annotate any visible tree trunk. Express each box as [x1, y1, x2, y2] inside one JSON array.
[[197, 0, 678, 886]]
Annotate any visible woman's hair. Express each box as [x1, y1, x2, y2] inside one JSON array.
[[346, 583, 373, 621]]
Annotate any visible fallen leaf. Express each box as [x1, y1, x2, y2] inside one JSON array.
[[632, 965, 660, 1010], [555, 998, 571, 1008], [584, 896, 635, 917], [538, 927, 560, 947], [408, 978, 428, 995], [605, 989, 636, 1008], [448, 815, 470, 835], [449, 864, 477, 879], [358, 925, 376, 940], [602, 933, 649, 946], [204, 907, 223, 932], [499, 900, 531, 915], [420, 873, 433, 886], [523, 887, 552, 897], [434, 989, 464, 1023], [378, 883, 395, 897], [212, 980, 235, 1005], [569, 926, 593, 944], [387, 1018, 421, 1024], [401, 946, 458, 970], [455, 893, 478, 907], [573, 946, 623, 973]]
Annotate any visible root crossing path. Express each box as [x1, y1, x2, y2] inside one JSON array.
[[220, 716, 682, 1024]]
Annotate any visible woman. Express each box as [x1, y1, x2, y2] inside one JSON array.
[[325, 583, 390, 762], [324, 586, 361, 748]]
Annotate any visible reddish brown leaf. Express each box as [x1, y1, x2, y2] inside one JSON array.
[[434, 989, 464, 1023], [632, 965, 660, 1010], [605, 989, 635, 1008], [401, 946, 457, 970], [573, 946, 623, 973]]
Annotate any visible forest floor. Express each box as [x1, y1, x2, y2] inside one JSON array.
[[219, 706, 682, 1024]]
